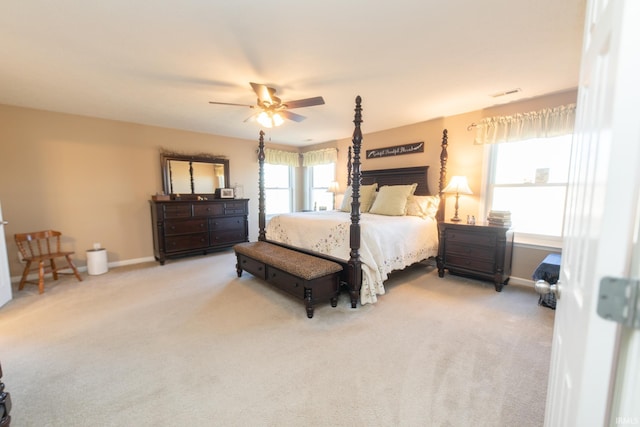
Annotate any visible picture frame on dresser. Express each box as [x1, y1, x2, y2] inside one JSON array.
[[218, 188, 234, 199]]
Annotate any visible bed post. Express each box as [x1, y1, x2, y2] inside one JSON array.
[[258, 130, 266, 241], [437, 129, 448, 222], [347, 146, 352, 187], [348, 96, 363, 308]]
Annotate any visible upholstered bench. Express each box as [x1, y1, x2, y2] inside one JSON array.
[[233, 241, 343, 318]]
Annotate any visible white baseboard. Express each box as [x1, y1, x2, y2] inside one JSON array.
[[10, 256, 156, 283], [509, 276, 535, 288], [106, 256, 156, 268]]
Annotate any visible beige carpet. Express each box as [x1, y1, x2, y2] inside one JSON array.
[[0, 250, 554, 427]]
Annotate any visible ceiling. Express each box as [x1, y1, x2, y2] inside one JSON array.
[[0, 1, 586, 147]]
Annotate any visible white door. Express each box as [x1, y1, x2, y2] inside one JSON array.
[[544, 0, 640, 425], [0, 201, 13, 307]]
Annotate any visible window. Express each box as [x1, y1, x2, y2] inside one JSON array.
[[486, 135, 573, 238], [309, 163, 336, 210], [264, 163, 293, 215]]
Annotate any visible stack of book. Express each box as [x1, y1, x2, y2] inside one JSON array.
[[488, 210, 512, 227]]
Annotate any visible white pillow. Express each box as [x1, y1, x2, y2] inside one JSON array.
[[406, 195, 440, 219], [368, 184, 417, 216], [340, 183, 378, 213]]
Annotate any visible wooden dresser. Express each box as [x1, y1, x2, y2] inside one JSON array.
[[150, 199, 249, 264], [436, 221, 514, 291]]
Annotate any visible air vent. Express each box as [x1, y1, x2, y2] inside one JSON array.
[[491, 88, 522, 98]]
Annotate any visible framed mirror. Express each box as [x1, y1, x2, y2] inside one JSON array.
[[161, 152, 230, 197]]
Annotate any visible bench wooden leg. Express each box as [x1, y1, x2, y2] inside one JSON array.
[[235, 255, 243, 278], [304, 288, 314, 319]]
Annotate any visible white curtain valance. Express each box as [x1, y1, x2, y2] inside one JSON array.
[[264, 148, 300, 167], [474, 103, 576, 145], [302, 148, 338, 167]]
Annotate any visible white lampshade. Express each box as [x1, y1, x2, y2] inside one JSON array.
[[443, 176, 473, 195], [327, 181, 340, 193]]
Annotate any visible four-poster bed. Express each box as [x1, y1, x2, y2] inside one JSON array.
[[250, 96, 449, 308]]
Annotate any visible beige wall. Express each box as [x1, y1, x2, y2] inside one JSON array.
[[1, 89, 576, 281], [0, 104, 264, 276]]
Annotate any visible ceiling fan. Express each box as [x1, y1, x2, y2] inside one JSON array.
[[209, 82, 325, 128]]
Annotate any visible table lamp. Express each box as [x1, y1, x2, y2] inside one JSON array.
[[327, 181, 340, 210], [443, 176, 472, 222]]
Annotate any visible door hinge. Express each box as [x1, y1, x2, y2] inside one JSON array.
[[597, 276, 640, 329]]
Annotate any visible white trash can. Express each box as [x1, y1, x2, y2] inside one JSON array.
[[86, 248, 108, 275]]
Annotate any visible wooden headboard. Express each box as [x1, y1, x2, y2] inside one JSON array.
[[361, 166, 431, 196]]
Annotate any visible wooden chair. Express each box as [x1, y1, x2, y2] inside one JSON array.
[[14, 230, 82, 294]]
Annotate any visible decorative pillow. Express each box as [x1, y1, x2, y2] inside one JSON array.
[[406, 195, 440, 219], [368, 184, 418, 216], [340, 183, 378, 213]]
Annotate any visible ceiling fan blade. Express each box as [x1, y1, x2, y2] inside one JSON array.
[[209, 101, 255, 108], [243, 113, 257, 123], [283, 96, 325, 109], [280, 110, 306, 122], [250, 82, 274, 105]]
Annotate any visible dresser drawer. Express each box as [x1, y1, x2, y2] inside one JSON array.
[[224, 201, 248, 215], [163, 204, 192, 219], [445, 254, 494, 273], [445, 229, 496, 247], [164, 219, 207, 236], [210, 229, 247, 245], [265, 265, 305, 298], [193, 203, 224, 217], [210, 216, 245, 230], [164, 233, 208, 253], [237, 255, 266, 280], [446, 242, 495, 262]]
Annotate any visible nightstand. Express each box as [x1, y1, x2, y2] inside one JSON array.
[[436, 221, 514, 291]]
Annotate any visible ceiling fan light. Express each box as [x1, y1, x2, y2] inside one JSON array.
[[257, 111, 272, 128], [272, 112, 284, 127]]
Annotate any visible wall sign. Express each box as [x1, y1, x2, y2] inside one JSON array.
[[366, 142, 424, 159]]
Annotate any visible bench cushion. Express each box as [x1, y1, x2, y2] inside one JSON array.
[[234, 241, 342, 281]]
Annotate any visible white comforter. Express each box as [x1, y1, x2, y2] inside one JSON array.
[[265, 211, 438, 305]]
